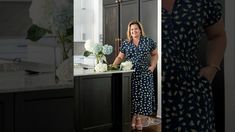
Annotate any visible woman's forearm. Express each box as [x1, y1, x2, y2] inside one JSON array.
[[150, 49, 158, 69], [206, 29, 227, 68], [113, 52, 125, 66], [199, 19, 227, 82], [204, 19, 227, 70], [113, 56, 123, 66]]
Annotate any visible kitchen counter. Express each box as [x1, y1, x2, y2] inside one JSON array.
[[0, 71, 73, 93], [0, 70, 74, 132], [74, 68, 134, 76]]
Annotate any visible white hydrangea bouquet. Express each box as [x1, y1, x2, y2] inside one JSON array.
[[84, 40, 113, 63], [120, 61, 133, 71], [84, 40, 113, 72], [83, 40, 133, 72], [27, 0, 73, 60], [26, 0, 73, 81], [94, 63, 108, 72]]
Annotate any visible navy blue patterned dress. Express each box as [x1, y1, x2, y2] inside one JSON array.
[[120, 36, 157, 115], [162, 0, 222, 131]]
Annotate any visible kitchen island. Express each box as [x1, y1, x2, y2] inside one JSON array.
[[0, 71, 73, 132], [74, 70, 134, 132]]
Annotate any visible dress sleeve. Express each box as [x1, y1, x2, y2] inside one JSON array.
[[149, 38, 157, 52], [119, 41, 127, 54], [203, 0, 222, 27]]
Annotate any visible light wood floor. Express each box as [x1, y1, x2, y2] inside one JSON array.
[[131, 124, 161, 132]]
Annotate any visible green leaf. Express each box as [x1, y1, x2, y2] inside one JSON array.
[[66, 27, 73, 36], [64, 35, 73, 43], [83, 51, 93, 57], [26, 24, 51, 41]]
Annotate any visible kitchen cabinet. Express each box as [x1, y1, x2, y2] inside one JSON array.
[[103, 0, 139, 63], [0, 94, 14, 132], [103, 0, 157, 63], [74, 71, 133, 132], [0, 88, 74, 132]]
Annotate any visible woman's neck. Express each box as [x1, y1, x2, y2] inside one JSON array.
[[132, 37, 140, 46], [132, 36, 140, 40]]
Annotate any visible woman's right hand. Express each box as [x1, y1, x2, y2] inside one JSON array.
[[148, 66, 155, 73]]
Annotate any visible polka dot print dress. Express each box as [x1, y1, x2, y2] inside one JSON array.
[[162, 0, 222, 131], [120, 36, 157, 116]]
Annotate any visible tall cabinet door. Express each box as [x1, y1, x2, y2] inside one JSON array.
[[103, 3, 119, 63], [119, 0, 139, 41], [140, 0, 157, 42]]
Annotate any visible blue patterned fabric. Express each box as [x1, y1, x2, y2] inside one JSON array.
[[120, 36, 157, 115], [162, 0, 222, 131]]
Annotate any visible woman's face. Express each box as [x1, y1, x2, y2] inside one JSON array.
[[130, 24, 141, 38]]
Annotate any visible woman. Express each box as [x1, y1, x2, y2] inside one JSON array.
[[113, 20, 158, 130], [162, 0, 227, 131]]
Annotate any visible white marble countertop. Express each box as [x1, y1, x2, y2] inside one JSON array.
[[74, 68, 134, 76], [0, 71, 73, 93]]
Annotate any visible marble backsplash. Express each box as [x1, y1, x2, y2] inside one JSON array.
[[74, 41, 85, 55]]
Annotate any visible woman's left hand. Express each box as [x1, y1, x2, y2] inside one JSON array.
[[199, 66, 218, 83]]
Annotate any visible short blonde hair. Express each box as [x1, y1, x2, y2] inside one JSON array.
[[126, 20, 145, 42]]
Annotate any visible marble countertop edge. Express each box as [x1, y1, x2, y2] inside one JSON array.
[[74, 69, 135, 76]]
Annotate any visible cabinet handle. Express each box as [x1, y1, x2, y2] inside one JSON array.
[[115, 38, 121, 55]]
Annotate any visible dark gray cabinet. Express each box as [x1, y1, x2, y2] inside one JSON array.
[[103, 0, 118, 5], [119, 0, 139, 40], [103, 0, 135, 6], [15, 89, 74, 132], [0, 88, 74, 132], [103, 3, 119, 63], [103, 0, 157, 62], [0, 94, 14, 132], [74, 72, 132, 132], [103, 0, 139, 63]]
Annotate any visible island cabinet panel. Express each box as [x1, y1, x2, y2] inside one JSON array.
[[76, 74, 113, 132], [0, 93, 14, 132], [14, 88, 74, 132], [74, 72, 132, 132]]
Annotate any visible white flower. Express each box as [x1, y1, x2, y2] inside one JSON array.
[[120, 61, 133, 71], [95, 63, 108, 72], [56, 57, 73, 81], [51, 4, 73, 34], [84, 40, 97, 52], [28, 0, 73, 61], [29, 0, 72, 34], [29, 0, 53, 30]]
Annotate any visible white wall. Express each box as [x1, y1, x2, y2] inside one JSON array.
[[225, 0, 235, 131], [74, 0, 102, 42]]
